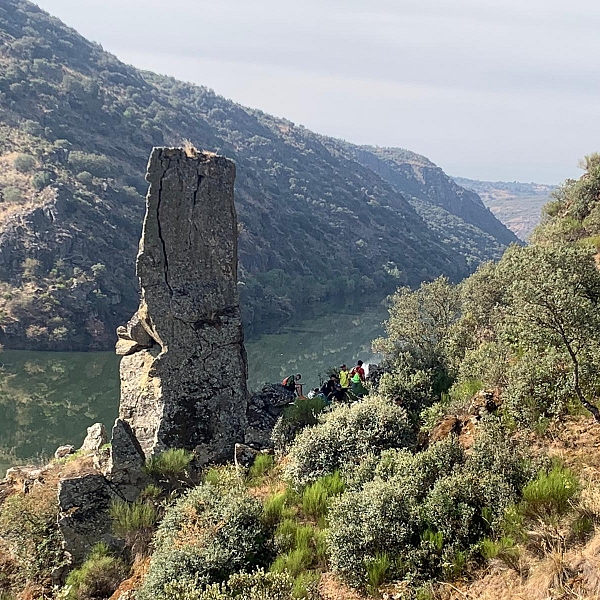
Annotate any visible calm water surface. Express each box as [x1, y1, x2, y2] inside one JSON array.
[[0, 305, 386, 475]]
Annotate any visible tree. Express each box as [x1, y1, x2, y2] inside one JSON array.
[[498, 245, 600, 421], [374, 277, 461, 373], [373, 277, 462, 406]]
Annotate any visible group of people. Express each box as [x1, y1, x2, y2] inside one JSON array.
[[282, 360, 368, 404]]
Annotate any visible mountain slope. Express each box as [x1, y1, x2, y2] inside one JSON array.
[[0, 0, 515, 350], [453, 176, 555, 240]]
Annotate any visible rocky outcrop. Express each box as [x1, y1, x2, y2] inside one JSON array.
[[57, 474, 122, 563], [114, 148, 248, 466], [80, 423, 107, 453], [245, 384, 294, 449], [107, 419, 146, 502]]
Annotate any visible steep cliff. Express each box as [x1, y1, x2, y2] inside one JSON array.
[[0, 0, 517, 349]]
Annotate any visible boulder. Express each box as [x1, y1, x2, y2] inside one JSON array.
[[114, 148, 248, 466], [54, 445, 75, 459], [80, 423, 107, 453]]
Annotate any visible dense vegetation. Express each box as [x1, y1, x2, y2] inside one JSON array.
[[1, 156, 599, 599], [0, 0, 517, 349]]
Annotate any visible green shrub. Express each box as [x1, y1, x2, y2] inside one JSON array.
[[0, 489, 65, 587], [249, 454, 275, 480], [31, 170, 54, 191], [301, 473, 345, 521], [138, 482, 272, 600], [76, 171, 93, 185], [13, 154, 36, 173], [110, 498, 158, 557], [64, 543, 128, 600], [68, 151, 113, 178], [144, 448, 194, 480], [366, 553, 391, 597], [327, 424, 535, 588], [521, 465, 579, 520], [272, 396, 327, 456], [163, 569, 293, 599], [2, 186, 22, 203], [285, 395, 415, 488]]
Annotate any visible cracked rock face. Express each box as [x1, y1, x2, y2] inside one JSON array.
[[115, 148, 248, 465]]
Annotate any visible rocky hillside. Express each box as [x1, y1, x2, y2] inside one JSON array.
[[0, 0, 518, 350], [454, 176, 556, 240]]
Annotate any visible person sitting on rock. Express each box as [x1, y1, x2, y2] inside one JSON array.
[[282, 373, 302, 395]]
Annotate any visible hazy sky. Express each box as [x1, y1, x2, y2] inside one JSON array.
[[32, 0, 600, 183]]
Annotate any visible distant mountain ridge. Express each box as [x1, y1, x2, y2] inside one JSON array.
[[453, 177, 556, 240], [0, 0, 518, 350]]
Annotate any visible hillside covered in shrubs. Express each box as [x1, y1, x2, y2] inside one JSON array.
[[0, 0, 518, 349], [2, 156, 600, 599]]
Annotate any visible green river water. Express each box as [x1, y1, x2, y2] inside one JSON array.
[[0, 305, 386, 475]]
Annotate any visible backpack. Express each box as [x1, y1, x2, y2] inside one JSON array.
[[282, 376, 293, 387]]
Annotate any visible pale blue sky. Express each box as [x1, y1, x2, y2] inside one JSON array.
[[33, 0, 600, 183]]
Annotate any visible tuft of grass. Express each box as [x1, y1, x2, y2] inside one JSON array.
[[522, 465, 579, 520], [110, 499, 157, 557], [301, 481, 329, 521], [481, 536, 520, 570], [143, 448, 193, 479], [366, 553, 391, 597], [301, 472, 345, 522], [64, 542, 128, 600], [271, 547, 312, 579], [249, 453, 275, 480], [291, 570, 320, 599], [263, 492, 295, 529]]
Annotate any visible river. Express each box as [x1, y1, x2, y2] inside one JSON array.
[[0, 304, 387, 475]]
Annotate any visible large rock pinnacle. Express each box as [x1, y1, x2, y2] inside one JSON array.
[[115, 147, 248, 465]]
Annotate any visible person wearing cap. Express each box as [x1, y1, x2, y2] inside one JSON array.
[[338, 364, 350, 400]]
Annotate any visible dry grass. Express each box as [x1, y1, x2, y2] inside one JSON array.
[[318, 572, 368, 600]]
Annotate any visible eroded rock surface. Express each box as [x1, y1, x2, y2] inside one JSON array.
[[245, 383, 294, 448], [57, 474, 122, 563], [80, 423, 107, 453], [114, 148, 248, 465]]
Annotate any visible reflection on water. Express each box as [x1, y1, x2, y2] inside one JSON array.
[[0, 304, 387, 474], [0, 351, 120, 475]]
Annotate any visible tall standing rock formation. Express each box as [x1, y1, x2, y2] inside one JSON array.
[[115, 147, 248, 465]]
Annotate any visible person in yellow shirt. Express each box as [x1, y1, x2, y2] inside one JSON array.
[[338, 364, 350, 400]]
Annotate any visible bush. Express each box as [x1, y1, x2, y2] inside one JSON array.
[[64, 543, 128, 600], [163, 569, 293, 600], [2, 186, 22, 203], [137, 482, 272, 600], [13, 154, 36, 173], [144, 448, 193, 480], [272, 396, 327, 456], [76, 171, 93, 185], [285, 395, 415, 488], [32, 170, 55, 191], [68, 151, 113, 178], [0, 488, 65, 588], [327, 424, 536, 588]]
